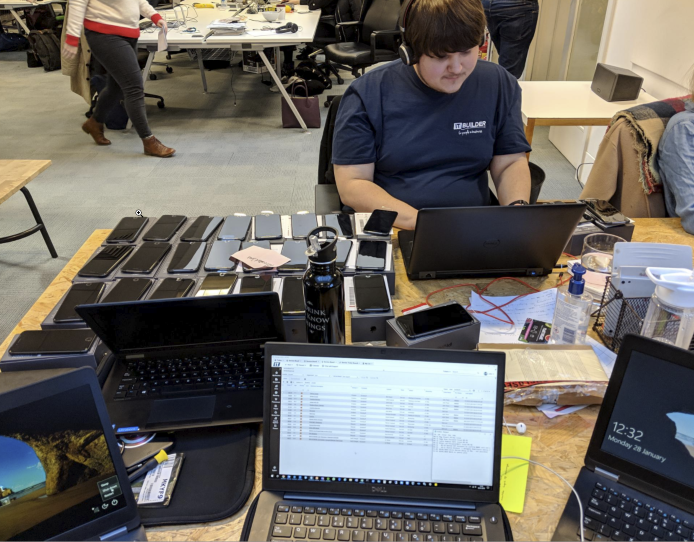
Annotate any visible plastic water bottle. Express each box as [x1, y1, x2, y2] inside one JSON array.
[[641, 267, 694, 348], [220, 0, 228, 10]]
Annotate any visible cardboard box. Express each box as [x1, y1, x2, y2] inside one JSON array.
[[351, 309, 394, 343]]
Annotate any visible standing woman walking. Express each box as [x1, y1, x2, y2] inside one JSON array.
[[62, 0, 176, 157]]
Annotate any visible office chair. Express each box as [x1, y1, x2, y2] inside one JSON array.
[[324, 0, 400, 79], [315, 95, 347, 215]]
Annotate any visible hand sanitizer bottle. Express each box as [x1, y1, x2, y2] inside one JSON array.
[[551, 263, 593, 344]]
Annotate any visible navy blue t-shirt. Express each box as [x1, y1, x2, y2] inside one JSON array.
[[332, 60, 531, 209]]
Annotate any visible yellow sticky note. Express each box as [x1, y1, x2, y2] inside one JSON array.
[[499, 434, 532, 514]]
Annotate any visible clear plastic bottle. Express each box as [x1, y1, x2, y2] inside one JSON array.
[[551, 263, 593, 345], [641, 268, 694, 348]]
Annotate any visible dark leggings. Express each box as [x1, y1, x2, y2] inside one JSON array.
[[85, 29, 152, 138]]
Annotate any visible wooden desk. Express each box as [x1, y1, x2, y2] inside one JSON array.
[[518, 82, 655, 149], [2, 218, 693, 541], [0, 159, 58, 258]]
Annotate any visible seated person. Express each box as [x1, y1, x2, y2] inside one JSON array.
[[657, 75, 694, 234], [282, 0, 337, 74], [332, 0, 532, 230]]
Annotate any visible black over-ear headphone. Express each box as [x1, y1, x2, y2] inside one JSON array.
[[398, 0, 486, 66], [276, 22, 298, 33]]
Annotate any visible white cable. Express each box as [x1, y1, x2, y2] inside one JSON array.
[[501, 456, 585, 542], [502, 416, 512, 435]]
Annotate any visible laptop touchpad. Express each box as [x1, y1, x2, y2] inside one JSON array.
[[148, 397, 216, 425]]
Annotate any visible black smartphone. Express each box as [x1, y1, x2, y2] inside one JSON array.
[[106, 216, 149, 244], [120, 242, 171, 274], [280, 240, 308, 272], [254, 214, 283, 240], [281, 276, 305, 315], [240, 275, 273, 293], [78, 245, 134, 278], [396, 303, 474, 339], [9, 329, 97, 356], [149, 278, 195, 300], [218, 215, 252, 240], [354, 274, 390, 313], [291, 213, 318, 239], [363, 210, 397, 236], [581, 199, 630, 225], [101, 278, 152, 303], [336, 240, 353, 270], [167, 242, 206, 273], [54, 282, 106, 323], [355, 240, 387, 270], [196, 273, 238, 296], [324, 213, 354, 238], [142, 215, 186, 242], [180, 216, 223, 242], [205, 240, 241, 272], [240, 240, 272, 271]]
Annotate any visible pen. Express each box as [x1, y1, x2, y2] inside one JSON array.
[[128, 450, 169, 483]]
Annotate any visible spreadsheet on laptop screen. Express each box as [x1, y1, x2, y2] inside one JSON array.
[[269, 356, 499, 490]]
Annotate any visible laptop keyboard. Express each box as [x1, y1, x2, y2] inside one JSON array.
[[270, 503, 492, 541], [113, 351, 264, 400], [579, 482, 694, 541]]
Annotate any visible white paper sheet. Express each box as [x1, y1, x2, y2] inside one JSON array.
[[157, 28, 167, 52], [537, 404, 588, 419]]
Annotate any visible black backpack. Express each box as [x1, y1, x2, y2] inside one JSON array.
[[27, 30, 61, 71], [294, 60, 332, 91]]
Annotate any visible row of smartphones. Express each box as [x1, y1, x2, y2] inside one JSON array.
[[78, 239, 391, 278]]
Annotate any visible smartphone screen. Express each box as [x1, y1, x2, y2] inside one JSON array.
[[54, 282, 106, 323], [120, 242, 171, 274], [195, 273, 238, 296], [336, 240, 353, 270], [583, 199, 630, 225], [106, 217, 149, 243], [291, 213, 318, 239], [167, 242, 206, 273], [205, 240, 241, 272], [281, 277, 305, 315], [149, 278, 195, 300], [218, 215, 252, 240], [101, 278, 152, 303], [240, 275, 273, 293], [180, 216, 223, 242], [324, 213, 354, 238], [142, 215, 186, 242], [355, 240, 387, 270], [354, 274, 390, 313], [254, 214, 283, 240], [280, 240, 308, 271], [396, 303, 474, 339], [78, 245, 134, 278], [363, 210, 397, 236], [9, 329, 97, 356]]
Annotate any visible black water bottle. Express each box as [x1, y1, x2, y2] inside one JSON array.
[[303, 226, 345, 344]]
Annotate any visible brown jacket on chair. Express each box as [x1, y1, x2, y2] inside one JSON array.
[[580, 118, 667, 218], [60, 3, 92, 105]]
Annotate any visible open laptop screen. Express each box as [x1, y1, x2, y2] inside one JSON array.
[[268, 354, 499, 493], [600, 350, 694, 490], [0, 385, 126, 541]]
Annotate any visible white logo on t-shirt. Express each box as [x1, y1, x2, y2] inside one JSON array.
[[453, 121, 486, 136]]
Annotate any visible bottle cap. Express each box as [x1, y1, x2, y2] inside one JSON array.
[[305, 226, 338, 264], [568, 263, 586, 295]]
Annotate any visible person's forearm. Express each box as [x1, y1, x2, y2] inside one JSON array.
[[65, 0, 89, 46], [493, 157, 531, 205], [340, 179, 419, 230]]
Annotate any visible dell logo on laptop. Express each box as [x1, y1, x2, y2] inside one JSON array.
[[371, 486, 388, 494], [483, 239, 501, 248]]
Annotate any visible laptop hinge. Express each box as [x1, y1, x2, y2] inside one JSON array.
[[595, 467, 620, 483], [100, 526, 128, 541], [283, 493, 475, 510]]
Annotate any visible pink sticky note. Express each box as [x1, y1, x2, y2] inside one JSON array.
[[231, 245, 290, 270]]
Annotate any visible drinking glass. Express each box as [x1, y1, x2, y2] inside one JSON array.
[[580, 233, 626, 275]]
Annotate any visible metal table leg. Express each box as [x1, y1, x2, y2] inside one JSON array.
[[142, 50, 155, 84], [0, 187, 58, 258], [197, 50, 208, 93], [258, 49, 308, 132], [9, 8, 31, 34]]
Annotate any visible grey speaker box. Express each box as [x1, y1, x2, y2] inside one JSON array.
[[591, 63, 644, 102]]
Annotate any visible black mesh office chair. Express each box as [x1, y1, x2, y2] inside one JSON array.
[[315, 95, 346, 215], [324, 0, 400, 78]]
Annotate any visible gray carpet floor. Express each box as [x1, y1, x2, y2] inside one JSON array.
[[0, 50, 582, 341]]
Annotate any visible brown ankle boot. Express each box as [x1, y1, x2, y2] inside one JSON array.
[[143, 136, 175, 158], [82, 116, 111, 145]]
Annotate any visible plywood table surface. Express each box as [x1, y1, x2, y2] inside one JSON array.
[[2, 219, 693, 541], [0, 159, 51, 205]]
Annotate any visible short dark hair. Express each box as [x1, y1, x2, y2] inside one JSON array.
[[405, 0, 486, 62]]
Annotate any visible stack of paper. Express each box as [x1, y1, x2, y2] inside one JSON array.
[[207, 18, 246, 34]]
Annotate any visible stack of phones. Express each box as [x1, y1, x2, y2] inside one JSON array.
[[580, 199, 631, 226], [78, 245, 134, 278]]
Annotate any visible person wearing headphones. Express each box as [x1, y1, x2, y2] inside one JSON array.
[[332, 0, 532, 230]]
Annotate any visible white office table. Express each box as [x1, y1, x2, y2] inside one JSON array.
[[0, 0, 63, 34], [137, 2, 321, 130], [518, 81, 655, 150]]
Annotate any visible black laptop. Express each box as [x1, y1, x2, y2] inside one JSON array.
[[552, 335, 694, 541], [398, 203, 586, 279], [76, 293, 284, 435], [0, 368, 144, 541], [244, 342, 510, 541]]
